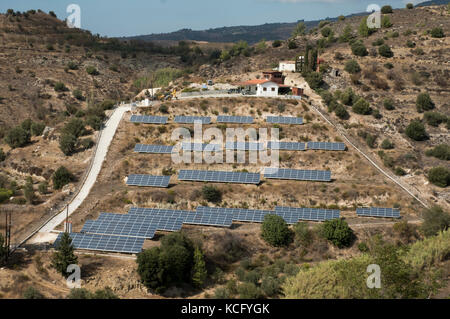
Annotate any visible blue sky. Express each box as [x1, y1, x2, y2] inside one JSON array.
[[0, 0, 417, 37]]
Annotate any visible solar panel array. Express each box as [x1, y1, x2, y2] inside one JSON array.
[[307, 142, 346, 151], [356, 207, 400, 219], [81, 219, 157, 239], [174, 116, 211, 124], [178, 170, 260, 184], [266, 116, 303, 125], [181, 143, 221, 152], [134, 144, 173, 154], [196, 206, 273, 223], [225, 142, 265, 151], [54, 232, 144, 254], [217, 115, 254, 124], [93, 213, 184, 233], [267, 141, 306, 151], [264, 168, 331, 182], [126, 174, 171, 188], [275, 206, 340, 223], [128, 207, 233, 227], [130, 115, 168, 124]]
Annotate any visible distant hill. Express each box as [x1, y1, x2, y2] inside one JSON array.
[[122, 0, 448, 44]]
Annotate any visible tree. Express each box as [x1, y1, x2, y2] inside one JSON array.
[[54, 82, 68, 92], [24, 179, 35, 204], [378, 44, 394, 57], [383, 98, 395, 110], [352, 98, 371, 115], [304, 72, 323, 90], [52, 232, 78, 277], [86, 66, 99, 75], [292, 22, 306, 37], [416, 92, 435, 112], [5, 126, 30, 148], [261, 214, 292, 247], [320, 219, 354, 248], [381, 5, 393, 14], [405, 120, 428, 141], [425, 144, 450, 161], [23, 287, 45, 299], [406, 3, 414, 9], [344, 60, 361, 74], [428, 167, 450, 188], [381, 16, 393, 28], [358, 17, 374, 38], [63, 118, 86, 138], [293, 222, 313, 247], [52, 166, 74, 190], [31, 122, 45, 136], [335, 104, 350, 120], [381, 139, 394, 150], [0, 148, 6, 162], [288, 40, 298, 49], [202, 185, 222, 203], [272, 40, 282, 48], [192, 247, 207, 288], [430, 27, 445, 38], [339, 25, 354, 42], [351, 41, 368, 57], [59, 133, 77, 156], [421, 206, 450, 237]]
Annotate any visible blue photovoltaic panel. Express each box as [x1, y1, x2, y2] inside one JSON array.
[[217, 115, 254, 124], [225, 141, 264, 151], [128, 207, 233, 227], [181, 142, 221, 152], [126, 174, 170, 187], [53, 232, 144, 254], [134, 144, 173, 154], [196, 206, 274, 223], [275, 206, 340, 223], [178, 170, 260, 184], [356, 207, 400, 219], [267, 141, 306, 151], [130, 115, 168, 124], [81, 219, 157, 238], [264, 168, 331, 182], [266, 116, 303, 125], [307, 142, 346, 151], [174, 116, 211, 124]]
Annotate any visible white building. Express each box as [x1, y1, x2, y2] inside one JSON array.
[[240, 79, 281, 97], [279, 61, 296, 72]]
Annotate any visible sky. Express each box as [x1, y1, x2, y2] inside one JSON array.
[[0, 0, 421, 37]]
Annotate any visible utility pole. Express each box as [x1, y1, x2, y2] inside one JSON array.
[[65, 204, 69, 233]]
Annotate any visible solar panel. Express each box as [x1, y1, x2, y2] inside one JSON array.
[[81, 219, 157, 238], [53, 232, 144, 254], [356, 207, 400, 219], [174, 116, 211, 124], [307, 142, 346, 151], [178, 170, 260, 184], [130, 115, 168, 124], [217, 115, 254, 124], [128, 207, 233, 227], [134, 144, 173, 154], [196, 206, 274, 223], [264, 168, 331, 182], [267, 141, 306, 151], [126, 174, 170, 187], [181, 143, 222, 152], [266, 116, 303, 125], [275, 206, 340, 223], [225, 142, 265, 151]]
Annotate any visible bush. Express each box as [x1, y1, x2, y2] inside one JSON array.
[[351, 41, 368, 57], [304, 72, 323, 90], [425, 144, 450, 161], [416, 92, 434, 112], [23, 287, 45, 299], [261, 214, 292, 247], [335, 104, 350, 120], [383, 98, 395, 110], [52, 166, 74, 190], [67, 61, 78, 70], [59, 133, 77, 156], [430, 27, 445, 38], [159, 104, 169, 114], [320, 219, 354, 248], [54, 82, 68, 92], [80, 138, 94, 150], [406, 3, 414, 9], [0, 148, 6, 162], [394, 167, 406, 176], [344, 60, 361, 74], [72, 89, 84, 100], [293, 222, 313, 247], [352, 98, 371, 115], [31, 122, 45, 136], [287, 40, 297, 50], [423, 112, 446, 127], [237, 282, 262, 299], [62, 118, 85, 138], [0, 188, 13, 204], [86, 66, 99, 75], [202, 185, 222, 203], [421, 206, 450, 237], [85, 115, 103, 131], [405, 120, 428, 141], [261, 277, 280, 297], [406, 40, 416, 48], [378, 44, 394, 58], [38, 182, 48, 194], [428, 167, 450, 187], [365, 134, 377, 148], [321, 27, 332, 37], [5, 126, 30, 148], [381, 16, 393, 28], [381, 5, 393, 14], [272, 40, 282, 48], [381, 139, 394, 150]]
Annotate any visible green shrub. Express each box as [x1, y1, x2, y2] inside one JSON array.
[[272, 40, 282, 48], [421, 206, 450, 237], [381, 5, 393, 14], [5, 126, 30, 148], [23, 287, 45, 299], [365, 134, 377, 148], [406, 40, 416, 48], [378, 44, 394, 58], [406, 3, 414, 9], [59, 133, 77, 156], [72, 89, 84, 100], [352, 98, 371, 115], [304, 72, 323, 90], [430, 27, 445, 38], [0, 148, 6, 162], [383, 98, 395, 110], [321, 27, 332, 37], [405, 120, 428, 141], [293, 222, 313, 247], [416, 92, 434, 112], [67, 61, 78, 70], [62, 118, 85, 138], [38, 182, 48, 194], [425, 144, 450, 161], [423, 112, 446, 127], [381, 16, 393, 28], [344, 60, 361, 74], [288, 40, 298, 50], [52, 232, 78, 277], [0, 188, 13, 204], [428, 167, 450, 187], [202, 185, 222, 203], [159, 104, 169, 114], [320, 219, 354, 248], [85, 115, 103, 130], [30, 122, 45, 136], [394, 167, 406, 176], [335, 104, 350, 120], [351, 40, 368, 57], [86, 66, 99, 75], [54, 82, 68, 92], [237, 282, 262, 299], [52, 166, 74, 190], [261, 214, 292, 247], [261, 277, 280, 297], [80, 138, 94, 150], [381, 139, 394, 149]]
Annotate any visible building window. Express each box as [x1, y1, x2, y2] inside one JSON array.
[[263, 87, 267, 91], [271, 87, 275, 91]]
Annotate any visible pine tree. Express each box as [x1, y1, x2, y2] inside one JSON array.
[[192, 247, 207, 288], [52, 232, 78, 277]]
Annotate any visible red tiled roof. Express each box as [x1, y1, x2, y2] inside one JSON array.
[[239, 79, 270, 85]]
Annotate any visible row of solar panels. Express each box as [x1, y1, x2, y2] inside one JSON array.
[[134, 141, 346, 154], [130, 115, 305, 125], [54, 206, 399, 254], [126, 168, 332, 187]]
